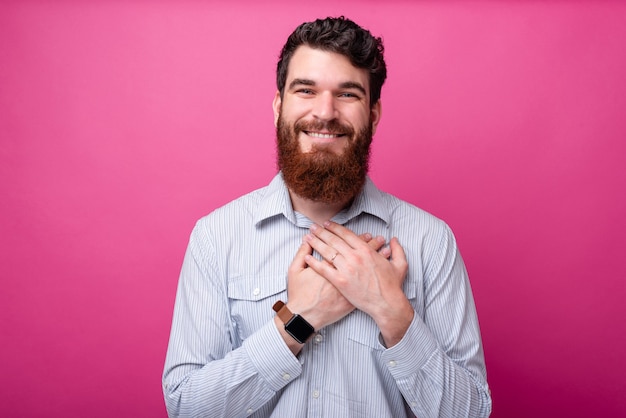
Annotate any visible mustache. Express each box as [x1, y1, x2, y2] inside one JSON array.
[[293, 119, 355, 136]]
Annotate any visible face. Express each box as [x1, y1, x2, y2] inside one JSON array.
[[273, 46, 381, 155], [273, 46, 382, 203]]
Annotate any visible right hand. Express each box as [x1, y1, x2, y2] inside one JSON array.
[[285, 233, 389, 330]]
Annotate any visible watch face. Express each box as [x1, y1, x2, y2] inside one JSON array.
[[285, 314, 314, 343]]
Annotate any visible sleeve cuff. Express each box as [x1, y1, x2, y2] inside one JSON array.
[[381, 312, 439, 379], [243, 320, 303, 391]]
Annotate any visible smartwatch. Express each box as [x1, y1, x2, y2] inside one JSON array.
[[273, 300, 315, 344]]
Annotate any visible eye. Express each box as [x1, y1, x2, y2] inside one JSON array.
[[338, 92, 361, 100], [295, 88, 315, 95]]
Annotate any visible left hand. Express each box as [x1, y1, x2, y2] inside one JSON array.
[[303, 221, 414, 346]]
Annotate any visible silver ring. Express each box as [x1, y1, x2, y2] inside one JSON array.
[[330, 253, 338, 262]]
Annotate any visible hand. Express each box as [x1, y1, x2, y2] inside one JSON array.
[[303, 221, 413, 346], [285, 240, 354, 333], [359, 232, 393, 259], [285, 231, 389, 328]]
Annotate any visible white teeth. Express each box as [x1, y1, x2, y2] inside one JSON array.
[[308, 132, 340, 139]]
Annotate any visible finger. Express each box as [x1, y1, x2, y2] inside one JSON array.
[[325, 224, 389, 259], [358, 232, 373, 243], [303, 233, 340, 264], [358, 232, 390, 258], [389, 237, 408, 269], [309, 223, 358, 254], [367, 235, 386, 252], [304, 253, 338, 280], [289, 241, 313, 272], [321, 221, 367, 249]]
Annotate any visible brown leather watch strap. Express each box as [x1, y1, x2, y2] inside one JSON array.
[[272, 300, 293, 324]]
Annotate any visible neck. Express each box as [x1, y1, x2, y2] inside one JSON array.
[[289, 191, 352, 226]]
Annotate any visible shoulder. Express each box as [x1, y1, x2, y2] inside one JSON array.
[[367, 182, 450, 235], [191, 173, 290, 240], [372, 188, 459, 259], [194, 183, 269, 232], [182, 183, 272, 263]]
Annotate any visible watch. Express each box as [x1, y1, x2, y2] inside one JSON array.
[[272, 300, 315, 344]]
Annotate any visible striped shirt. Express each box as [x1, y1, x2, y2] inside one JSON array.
[[163, 173, 492, 417]]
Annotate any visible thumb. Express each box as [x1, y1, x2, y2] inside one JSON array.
[[389, 237, 408, 271], [290, 241, 313, 271]]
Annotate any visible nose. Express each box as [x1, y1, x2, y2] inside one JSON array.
[[312, 92, 337, 121]]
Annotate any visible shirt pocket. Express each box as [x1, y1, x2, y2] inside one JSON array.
[[345, 310, 386, 350], [227, 274, 287, 341]]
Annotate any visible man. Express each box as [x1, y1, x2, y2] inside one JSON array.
[[163, 17, 491, 417]]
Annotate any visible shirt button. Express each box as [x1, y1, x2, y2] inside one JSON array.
[[314, 334, 323, 343], [282, 373, 291, 381], [388, 360, 397, 368], [312, 390, 320, 398], [253, 288, 260, 296], [246, 408, 253, 414]]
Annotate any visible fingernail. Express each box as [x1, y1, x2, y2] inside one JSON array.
[[310, 224, 319, 232]]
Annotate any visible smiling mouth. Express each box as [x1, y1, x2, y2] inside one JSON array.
[[305, 131, 345, 139]]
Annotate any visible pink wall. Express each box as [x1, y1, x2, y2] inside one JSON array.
[[2, 1, 625, 416]]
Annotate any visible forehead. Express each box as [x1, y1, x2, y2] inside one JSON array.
[[286, 45, 370, 93]]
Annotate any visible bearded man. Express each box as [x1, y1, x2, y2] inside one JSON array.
[[163, 17, 492, 418]]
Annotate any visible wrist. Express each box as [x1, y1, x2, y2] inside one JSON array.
[[374, 299, 414, 347], [273, 300, 315, 344]]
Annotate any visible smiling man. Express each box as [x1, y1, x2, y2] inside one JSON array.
[[163, 17, 492, 417], [275, 45, 378, 217]]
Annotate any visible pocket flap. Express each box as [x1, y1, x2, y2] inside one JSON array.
[[227, 274, 286, 301]]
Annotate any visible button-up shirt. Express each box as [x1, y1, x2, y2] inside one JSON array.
[[163, 173, 492, 417]]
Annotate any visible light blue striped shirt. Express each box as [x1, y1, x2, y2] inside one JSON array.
[[163, 173, 491, 417]]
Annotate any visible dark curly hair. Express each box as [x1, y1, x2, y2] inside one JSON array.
[[276, 16, 387, 108]]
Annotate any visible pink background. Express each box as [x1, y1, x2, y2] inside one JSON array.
[[2, 1, 625, 417]]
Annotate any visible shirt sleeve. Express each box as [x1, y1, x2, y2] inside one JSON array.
[[381, 225, 492, 418], [162, 223, 302, 417]]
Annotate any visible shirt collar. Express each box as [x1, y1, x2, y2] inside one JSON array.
[[253, 172, 390, 227], [253, 173, 297, 226]]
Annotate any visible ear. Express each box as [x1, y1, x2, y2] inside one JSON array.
[[272, 90, 282, 127], [370, 100, 382, 135]]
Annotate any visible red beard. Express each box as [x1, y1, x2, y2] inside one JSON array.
[[276, 116, 373, 204]]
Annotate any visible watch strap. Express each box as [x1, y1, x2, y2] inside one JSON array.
[[272, 300, 293, 324]]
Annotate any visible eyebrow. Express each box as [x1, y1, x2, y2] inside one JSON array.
[[288, 78, 315, 90], [338, 81, 367, 96], [288, 78, 367, 96]]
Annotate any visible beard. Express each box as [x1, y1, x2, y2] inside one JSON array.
[[276, 115, 373, 204]]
